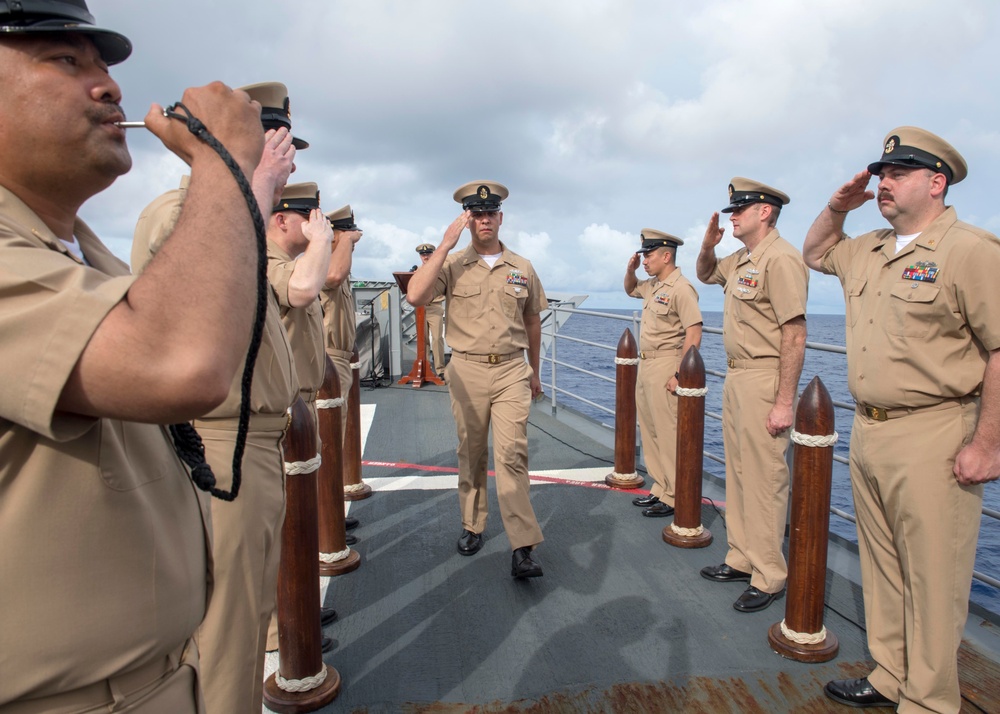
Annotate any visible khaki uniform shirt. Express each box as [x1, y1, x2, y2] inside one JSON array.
[[0, 186, 210, 704], [267, 241, 327, 397], [820, 206, 1000, 408], [431, 242, 547, 354], [132, 177, 298, 418], [319, 277, 356, 358], [707, 230, 808, 360], [630, 269, 702, 351]]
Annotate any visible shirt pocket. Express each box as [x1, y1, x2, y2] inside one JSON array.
[[846, 276, 867, 327], [888, 281, 941, 338], [503, 284, 527, 319], [451, 283, 483, 320], [99, 421, 171, 491]]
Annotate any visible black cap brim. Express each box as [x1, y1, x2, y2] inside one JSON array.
[[1, 23, 132, 64]]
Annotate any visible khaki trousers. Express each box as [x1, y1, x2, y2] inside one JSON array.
[[445, 357, 543, 550], [0, 640, 203, 714], [636, 355, 681, 504], [851, 401, 982, 714], [425, 302, 445, 375], [192, 423, 286, 714], [721, 367, 790, 593]]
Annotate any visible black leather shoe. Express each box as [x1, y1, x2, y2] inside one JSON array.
[[824, 678, 895, 708], [320, 607, 337, 627], [631, 494, 660, 507], [641, 502, 675, 517], [345, 533, 359, 546], [457, 529, 484, 556], [321, 636, 334, 653], [511, 546, 543, 578], [700, 563, 752, 582], [344, 516, 359, 531], [733, 586, 784, 613]]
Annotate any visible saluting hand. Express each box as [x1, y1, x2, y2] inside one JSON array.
[[627, 252, 641, 273], [253, 128, 296, 207], [302, 208, 334, 245], [441, 211, 471, 252], [829, 170, 876, 213], [702, 212, 725, 248]]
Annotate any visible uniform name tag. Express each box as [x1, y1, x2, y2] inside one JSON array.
[[654, 292, 670, 306], [506, 271, 528, 287], [901, 261, 938, 282], [737, 275, 758, 288]]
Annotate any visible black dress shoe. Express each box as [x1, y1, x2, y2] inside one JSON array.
[[321, 636, 334, 653], [641, 502, 675, 518], [631, 494, 660, 507], [700, 563, 752, 582], [345, 533, 359, 546], [733, 586, 784, 613], [344, 516, 359, 530], [457, 529, 484, 555], [824, 678, 895, 708], [320, 607, 337, 627], [511, 546, 543, 578]]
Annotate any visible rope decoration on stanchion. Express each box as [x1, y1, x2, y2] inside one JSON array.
[[675, 386, 708, 397], [318, 547, 352, 563], [164, 101, 270, 503], [670, 523, 705, 537], [275, 667, 329, 693], [284, 455, 321, 476], [790, 430, 839, 448], [343, 482, 367, 493], [350, 361, 361, 370], [614, 356, 640, 366], [316, 397, 345, 409], [608, 471, 639, 481], [780, 619, 828, 645]]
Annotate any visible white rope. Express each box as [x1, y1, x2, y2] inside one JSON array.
[[316, 397, 345, 410], [614, 357, 640, 366], [275, 666, 328, 692], [791, 430, 839, 448], [319, 547, 351, 563], [670, 522, 705, 537], [284, 454, 321, 475], [350, 361, 361, 370], [675, 386, 708, 397], [780, 619, 828, 645], [344, 481, 367, 493], [608, 471, 639, 481]]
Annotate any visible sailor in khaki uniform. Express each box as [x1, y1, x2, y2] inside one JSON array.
[[804, 128, 1000, 713], [625, 230, 703, 517], [130, 82, 300, 714], [696, 178, 808, 613], [417, 242, 448, 378], [407, 181, 547, 578], [265, 182, 333, 651], [0, 2, 276, 710]]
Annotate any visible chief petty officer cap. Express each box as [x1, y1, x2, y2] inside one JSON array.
[[415, 243, 435, 255], [273, 182, 320, 215], [867, 126, 967, 185], [637, 228, 684, 254], [0, 0, 131, 65], [238, 81, 309, 150], [721, 177, 790, 213], [453, 181, 509, 213], [326, 204, 358, 231]]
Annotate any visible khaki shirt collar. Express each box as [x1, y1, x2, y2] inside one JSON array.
[[737, 228, 780, 268], [0, 184, 106, 268], [876, 206, 957, 263], [267, 238, 294, 262], [460, 240, 521, 269], [655, 267, 682, 289]]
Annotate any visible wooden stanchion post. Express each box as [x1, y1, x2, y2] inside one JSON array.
[[393, 270, 443, 388], [264, 398, 341, 712], [768, 376, 840, 662], [343, 347, 372, 501], [317, 357, 361, 576], [605, 328, 643, 490], [662, 346, 712, 548]]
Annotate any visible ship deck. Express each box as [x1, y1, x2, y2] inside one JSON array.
[[266, 378, 1000, 713]]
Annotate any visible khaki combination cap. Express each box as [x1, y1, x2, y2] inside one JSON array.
[[326, 205, 358, 231], [238, 81, 309, 150], [0, 0, 131, 64], [637, 228, 684, 254], [867, 126, 967, 185], [415, 243, 435, 254], [721, 177, 790, 213], [273, 182, 320, 214], [453, 181, 509, 212]]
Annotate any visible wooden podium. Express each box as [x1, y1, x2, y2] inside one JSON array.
[[393, 271, 444, 388]]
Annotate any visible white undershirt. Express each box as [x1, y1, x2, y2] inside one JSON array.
[[896, 232, 920, 254], [60, 236, 87, 264], [479, 252, 502, 268]]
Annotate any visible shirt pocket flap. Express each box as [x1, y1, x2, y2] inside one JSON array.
[[890, 281, 940, 304], [453, 284, 482, 299], [847, 276, 867, 297]]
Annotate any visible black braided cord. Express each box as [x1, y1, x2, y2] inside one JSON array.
[[165, 102, 269, 502]]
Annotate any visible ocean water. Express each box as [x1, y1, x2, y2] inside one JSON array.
[[539, 309, 1000, 615]]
